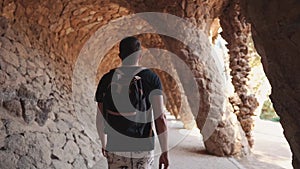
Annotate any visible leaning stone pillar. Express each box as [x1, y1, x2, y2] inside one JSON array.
[[137, 33, 196, 129], [220, 0, 259, 147], [155, 69, 181, 119], [162, 33, 250, 156], [158, 54, 196, 130]]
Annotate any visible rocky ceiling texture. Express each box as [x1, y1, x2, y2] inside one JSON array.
[[0, 0, 299, 168]]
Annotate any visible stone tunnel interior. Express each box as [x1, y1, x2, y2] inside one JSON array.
[[0, 0, 299, 169]]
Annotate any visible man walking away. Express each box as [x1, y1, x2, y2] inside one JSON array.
[[95, 36, 169, 169]]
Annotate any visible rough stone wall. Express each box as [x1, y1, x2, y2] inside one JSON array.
[[0, 1, 134, 167], [240, 0, 300, 168], [0, 17, 101, 168], [220, 0, 259, 148]]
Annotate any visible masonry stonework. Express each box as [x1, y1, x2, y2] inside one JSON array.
[[220, 0, 259, 148], [2, 0, 298, 168], [240, 0, 300, 167]]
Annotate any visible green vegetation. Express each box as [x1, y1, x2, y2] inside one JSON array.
[[247, 37, 280, 122], [260, 98, 280, 122]]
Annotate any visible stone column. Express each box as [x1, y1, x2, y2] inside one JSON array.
[[220, 0, 259, 148], [137, 34, 182, 119], [137, 34, 196, 129], [161, 34, 250, 156], [155, 52, 196, 130]]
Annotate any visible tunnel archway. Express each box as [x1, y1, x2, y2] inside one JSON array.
[[0, 1, 250, 168], [1, 0, 299, 168], [72, 12, 251, 159]]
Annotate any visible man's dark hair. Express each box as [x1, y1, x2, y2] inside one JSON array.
[[119, 36, 141, 64]]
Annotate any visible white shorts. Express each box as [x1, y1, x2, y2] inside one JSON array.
[[107, 151, 154, 169]]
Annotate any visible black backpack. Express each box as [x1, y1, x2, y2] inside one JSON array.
[[103, 67, 151, 138]]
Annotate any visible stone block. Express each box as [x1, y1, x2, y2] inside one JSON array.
[[17, 84, 36, 100], [37, 98, 54, 112], [6, 64, 20, 81], [18, 58, 27, 76], [0, 36, 14, 51], [5, 119, 25, 135], [240, 107, 250, 115], [23, 107, 36, 124], [56, 111, 76, 125], [80, 143, 94, 160], [52, 160, 72, 169], [0, 48, 20, 68], [3, 99, 22, 117], [56, 120, 70, 133], [0, 150, 18, 169], [7, 134, 28, 156], [52, 147, 65, 161], [240, 118, 254, 132], [0, 127, 6, 148], [38, 15, 50, 27], [73, 155, 88, 169], [35, 108, 49, 126], [66, 131, 74, 140], [25, 132, 51, 167], [21, 99, 37, 124], [48, 132, 66, 148], [15, 42, 28, 58], [17, 156, 36, 169], [63, 140, 80, 163], [1, 86, 17, 101], [74, 130, 90, 147], [46, 120, 59, 132]]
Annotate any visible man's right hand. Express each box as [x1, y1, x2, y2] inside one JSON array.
[[159, 152, 169, 169]]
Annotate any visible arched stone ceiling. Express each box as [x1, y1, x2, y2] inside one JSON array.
[[5, 0, 300, 168]]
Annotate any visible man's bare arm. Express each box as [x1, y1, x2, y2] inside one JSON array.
[[152, 95, 169, 168], [96, 103, 107, 157]]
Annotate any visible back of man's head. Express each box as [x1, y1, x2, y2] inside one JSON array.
[[119, 36, 141, 64]]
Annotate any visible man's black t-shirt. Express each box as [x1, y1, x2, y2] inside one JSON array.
[[95, 66, 163, 152]]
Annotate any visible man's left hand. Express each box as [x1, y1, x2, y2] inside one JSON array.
[[159, 152, 169, 169], [102, 147, 108, 158]]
